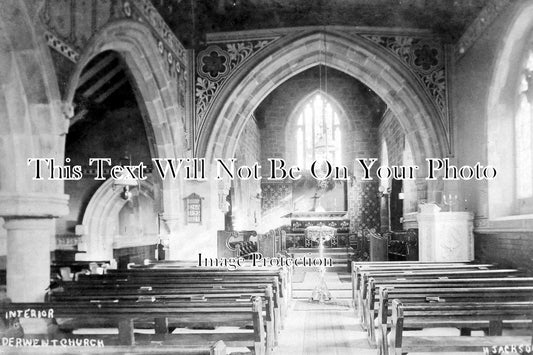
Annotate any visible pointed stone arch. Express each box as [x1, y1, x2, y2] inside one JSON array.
[[65, 20, 187, 223], [66, 20, 186, 160], [80, 178, 157, 261], [202, 29, 448, 201]]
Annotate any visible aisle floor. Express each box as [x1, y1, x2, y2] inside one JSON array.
[[273, 271, 486, 355]]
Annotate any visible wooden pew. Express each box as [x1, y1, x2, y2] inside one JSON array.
[[104, 268, 290, 311], [375, 286, 533, 351], [52, 284, 279, 348], [354, 268, 519, 319], [0, 341, 227, 355], [101, 268, 290, 320], [351, 262, 494, 306], [2, 298, 267, 355], [352, 261, 474, 305], [72, 273, 284, 334], [363, 278, 533, 344], [362, 277, 533, 334], [386, 300, 533, 355]]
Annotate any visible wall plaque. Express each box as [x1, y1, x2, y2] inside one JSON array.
[[184, 193, 203, 224]]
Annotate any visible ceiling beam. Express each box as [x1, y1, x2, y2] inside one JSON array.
[[81, 65, 123, 98], [69, 108, 88, 127], [94, 77, 128, 103], [77, 53, 117, 88]]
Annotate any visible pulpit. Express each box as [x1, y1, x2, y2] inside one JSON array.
[[306, 225, 335, 302], [417, 204, 474, 261]]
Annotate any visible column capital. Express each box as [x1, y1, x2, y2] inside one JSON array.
[[3, 217, 55, 230], [0, 193, 69, 218]]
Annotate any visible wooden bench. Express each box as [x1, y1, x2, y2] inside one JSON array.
[[374, 286, 533, 351], [363, 276, 533, 339], [52, 284, 280, 348], [2, 298, 268, 354], [386, 300, 533, 355], [351, 262, 496, 306], [107, 267, 290, 291], [71, 273, 284, 333], [354, 268, 519, 319], [104, 268, 291, 314], [0, 342, 226, 354]]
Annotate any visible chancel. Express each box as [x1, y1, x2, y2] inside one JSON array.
[[1, 0, 533, 354]]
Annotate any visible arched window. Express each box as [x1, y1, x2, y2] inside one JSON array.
[[295, 93, 342, 168], [515, 49, 533, 211]]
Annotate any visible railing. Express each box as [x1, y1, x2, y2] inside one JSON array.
[[285, 232, 351, 248]]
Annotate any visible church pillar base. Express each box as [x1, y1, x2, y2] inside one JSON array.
[[4, 218, 53, 302]]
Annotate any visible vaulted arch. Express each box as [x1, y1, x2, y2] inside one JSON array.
[[66, 20, 186, 160], [65, 20, 187, 222], [202, 29, 447, 200], [80, 178, 157, 261]]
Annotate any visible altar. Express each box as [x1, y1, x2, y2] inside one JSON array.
[[283, 211, 350, 248]]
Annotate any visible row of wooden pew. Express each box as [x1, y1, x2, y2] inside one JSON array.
[[1, 263, 292, 355], [352, 261, 533, 354]]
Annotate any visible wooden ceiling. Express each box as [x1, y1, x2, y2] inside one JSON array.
[[152, 0, 489, 47]]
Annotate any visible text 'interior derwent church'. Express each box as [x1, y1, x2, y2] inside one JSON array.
[[1, 0, 533, 354]]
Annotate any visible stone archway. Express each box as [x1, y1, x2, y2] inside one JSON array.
[[66, 20, 186, 160], [65, 20, 187, 241], [202, 29, 447, 201], [80, 178, 157, 261]]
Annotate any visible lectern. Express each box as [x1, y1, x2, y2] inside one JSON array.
[[306, 225, 335, 302]]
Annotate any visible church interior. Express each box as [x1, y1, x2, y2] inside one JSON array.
[[1, 0, 533, 354]]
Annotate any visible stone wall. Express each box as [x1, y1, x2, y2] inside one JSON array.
[[475, 232, 533, 271]]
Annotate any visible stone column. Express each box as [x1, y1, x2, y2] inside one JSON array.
[[3, 218, 54, 302]]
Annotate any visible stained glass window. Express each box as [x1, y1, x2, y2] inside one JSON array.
[[295, 94, 342, 168]]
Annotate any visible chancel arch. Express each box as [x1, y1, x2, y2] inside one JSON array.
[[202, 29, 447, 205]]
